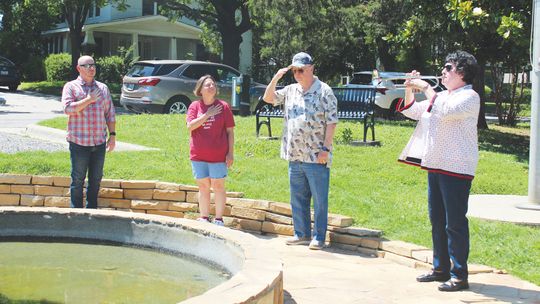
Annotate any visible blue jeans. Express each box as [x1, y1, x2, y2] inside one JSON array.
[[428, 172, 472, 281], [288, 161, 330, 242], [69, 142, 106, 209]]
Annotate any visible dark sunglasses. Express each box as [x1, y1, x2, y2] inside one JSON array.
[[443, 63, 454, 72], [79, 63, 96, 69], [292, 68, 304, 74]]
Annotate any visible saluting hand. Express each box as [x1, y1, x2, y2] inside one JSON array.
[[272, 67, 291, 82]]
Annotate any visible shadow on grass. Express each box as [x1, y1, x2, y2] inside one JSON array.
[[0, 294, 60, 304], [479, 128, 529, 163]]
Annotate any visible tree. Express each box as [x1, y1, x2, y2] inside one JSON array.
[[54, 0, 127, 77], [162, 0, 252, 69], [387, 0, 531, 128], [250, 0, 376, 83], [0, 0, 57, 80], [449, 1, 531, 126]]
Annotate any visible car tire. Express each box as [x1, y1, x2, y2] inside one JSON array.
[[389, 99, 405, 120], [164, 96, 191, 114], [8, 85, 17, 92]]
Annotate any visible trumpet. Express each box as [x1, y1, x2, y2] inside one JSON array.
[[373, 75, 442, 89]]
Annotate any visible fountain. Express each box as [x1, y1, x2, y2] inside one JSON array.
[[0, 207, 283, 303]]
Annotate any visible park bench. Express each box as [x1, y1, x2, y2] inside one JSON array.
[[255, 87, 377, 142]]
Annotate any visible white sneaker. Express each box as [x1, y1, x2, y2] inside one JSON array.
[[196, 217, 210, 223], [213, 219, 225, 226]]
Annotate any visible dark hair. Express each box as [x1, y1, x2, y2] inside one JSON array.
[[445, 50, 479, 84], [193, 74, 218, 96]]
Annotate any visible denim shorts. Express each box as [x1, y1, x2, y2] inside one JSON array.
[[191, 161, 228, 179]]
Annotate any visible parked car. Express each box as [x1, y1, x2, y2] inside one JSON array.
[[0, 56, 21, 92], [120, 60, 265, 114], [344, 71, 444, 118]]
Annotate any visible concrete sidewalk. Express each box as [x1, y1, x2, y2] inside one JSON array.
[[265, 235, 540, 304], [468, 195, 540, 226], [3, 124, 158, 152]]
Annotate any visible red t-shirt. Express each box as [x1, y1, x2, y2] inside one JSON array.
[[187, 99, 235, 162]]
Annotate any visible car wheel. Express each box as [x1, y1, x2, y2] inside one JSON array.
[[164, 96, 190, 114], [8, 85, 17, 92], [389, 99, 405, 120]]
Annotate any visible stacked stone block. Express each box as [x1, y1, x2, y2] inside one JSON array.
[[0, 173, 497, 275]]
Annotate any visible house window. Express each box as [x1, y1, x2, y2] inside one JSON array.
[[88, 1, 101, 18], [143, 0, 157, 16]]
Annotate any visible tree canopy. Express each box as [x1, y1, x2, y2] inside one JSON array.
[[162, 0, 252, 69]]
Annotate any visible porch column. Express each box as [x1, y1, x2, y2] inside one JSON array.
[[132, 33, 139, 59], [62, 33, 69, 53], [170, 37, 177, 59]]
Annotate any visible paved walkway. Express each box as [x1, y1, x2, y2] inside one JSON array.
[[0, 90, 155, 152], [260, 235, 540, 304], [468, 195, 540, 226]]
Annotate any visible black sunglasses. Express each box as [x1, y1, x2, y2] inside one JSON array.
[[79, 63, 96, 69], [443, 63, 454, 72]]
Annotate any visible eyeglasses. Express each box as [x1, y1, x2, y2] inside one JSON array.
[[79, 63, 96, 69], [443, 64, 454, 72], [292, 68, 304, 74]]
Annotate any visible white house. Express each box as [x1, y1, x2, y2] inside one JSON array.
[[42, 0, 253, 72]]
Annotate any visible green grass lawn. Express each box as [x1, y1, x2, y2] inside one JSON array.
[[0, 114, 538, 285]]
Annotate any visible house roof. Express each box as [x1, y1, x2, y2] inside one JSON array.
[[43, 15, 201, 39]]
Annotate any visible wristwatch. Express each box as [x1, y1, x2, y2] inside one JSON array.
[[109, 132, 116, 136], [321, 146, 331, 152]]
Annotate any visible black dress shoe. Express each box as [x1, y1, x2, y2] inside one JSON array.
[[416, 271, 451, 282], [438, 279, 469, 292]]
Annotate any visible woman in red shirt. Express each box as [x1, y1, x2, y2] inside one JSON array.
[[186, 75, 235, 226]]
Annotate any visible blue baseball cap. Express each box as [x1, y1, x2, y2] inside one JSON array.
[[291, 52, 313, 67]]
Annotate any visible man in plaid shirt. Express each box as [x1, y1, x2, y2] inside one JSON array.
[[62, 55, 116, 208]]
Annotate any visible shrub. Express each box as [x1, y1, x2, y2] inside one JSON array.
[[96, 56, 124, 83], [44, 53, 72, 82], [21, 55, 46, 82], [484, 85, 492, 97]]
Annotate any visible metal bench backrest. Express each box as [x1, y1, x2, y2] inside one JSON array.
[[333, 87, 376, 116]]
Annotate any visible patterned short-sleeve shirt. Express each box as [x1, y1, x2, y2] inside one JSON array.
[[274, 77, 338, 167]]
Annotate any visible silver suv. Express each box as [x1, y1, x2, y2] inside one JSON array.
[[345, 71, 444, 118], [120, 60, 264, 114]]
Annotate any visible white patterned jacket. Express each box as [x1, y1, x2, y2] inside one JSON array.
[[397, 84, 480, 179]]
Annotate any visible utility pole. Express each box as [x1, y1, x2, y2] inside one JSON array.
[[522, 0, 540, 210]]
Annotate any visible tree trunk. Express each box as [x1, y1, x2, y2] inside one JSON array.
[[63, 2, 90, 79], [220, 29, 242, 69], [213, 1, 251, 70], [475, 63, 488, 129], [69, 31, 83, 79], [375, 38, 396, 71]]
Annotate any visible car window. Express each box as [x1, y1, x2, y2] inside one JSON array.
[[0, 56, 14, 66], [182, 64, 219, 80], [155, 64, 182, 76], [126, 64, 156, 77], [350, 73, 372, 85], [216, 67, 240, 83]]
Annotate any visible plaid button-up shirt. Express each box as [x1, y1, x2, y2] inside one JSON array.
[[62, 76, 116, 146]]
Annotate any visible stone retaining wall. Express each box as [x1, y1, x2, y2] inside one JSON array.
[[0, 174, 497, 275]]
